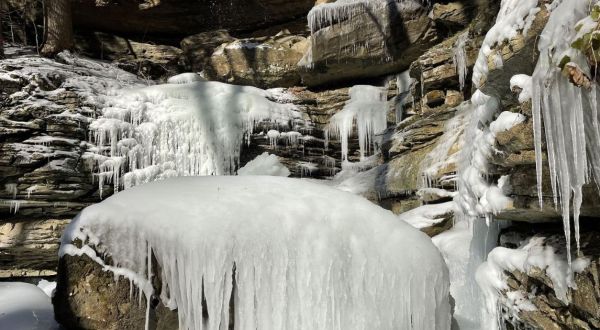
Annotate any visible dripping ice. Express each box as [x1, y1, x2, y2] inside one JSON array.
[[326, 85, 388, 161], [60, 176, 452, 330], [87, 74, 304, 193]]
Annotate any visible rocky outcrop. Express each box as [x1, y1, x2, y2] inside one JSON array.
[[299, 0, 441, 87], [497, 224, 600, 330], [54, 251, 179, 330], [206, 32, 309, 88], [71, 0, 315, 37], [75, 32, 184, 81]]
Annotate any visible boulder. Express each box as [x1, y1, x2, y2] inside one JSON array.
[[430, 2, 470, 29], [206, 32, 309, 88], [180, 30, 236, 73], [54, 252, 179, 330], [299, 0, 441, 86], [75, 32, 184, 80]]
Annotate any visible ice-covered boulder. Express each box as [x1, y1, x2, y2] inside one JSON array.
[[55, 176, 451, 330]]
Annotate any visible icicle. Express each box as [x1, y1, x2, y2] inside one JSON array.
[[530, 0, 593, 265], [86, 78, 303, 192], [326, 85, 388, 161], [453, 32, 469, 92], [5, 184, 17, 199]]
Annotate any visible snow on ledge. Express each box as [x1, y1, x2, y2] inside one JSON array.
[[60, 176, 451, 330]]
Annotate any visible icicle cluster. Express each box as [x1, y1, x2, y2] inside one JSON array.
[[60, 176, 451, 330], [531, 0, 598, 268], [326, 85, 388, 161], [87, 75, 304, 194]]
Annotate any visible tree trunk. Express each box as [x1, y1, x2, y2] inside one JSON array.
[[0, 7, 4, 59], [41, 0, 73, 57]]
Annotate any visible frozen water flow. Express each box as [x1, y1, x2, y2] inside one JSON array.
[[453, 32, 470, 92], [531, 0, 598, 268], [60, 176, 451, 330], [88, 78, 302, 192], [326, 85, 388, 161]]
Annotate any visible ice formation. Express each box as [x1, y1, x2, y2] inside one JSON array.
[[326, 85, 388, 161], [297, 161, 319, 177], [420, 103, 470, 188], [476, 236, 590, 328], [453, 31, 470, 92], [531, 0, 598, 269], [237, 153, 290, 177], [0, 282, 60, 329], [509, 74, 533, 103], [446, 92, 523, 329], [88, 74, 303, 193], [394, 70, 413, 123], [60, 176, 451, 330], [398, 202, 456, 229], [472, 0, 540, 87]]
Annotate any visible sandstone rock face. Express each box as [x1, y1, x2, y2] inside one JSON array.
[[54, 252, 179, 330], [299, 0, 441, 87], [72, 0, 315, 37], [75, 32, 184, 81], [430, 2, 470, 29], [207, 32, 309, 88], [180, 30, 236, 73]]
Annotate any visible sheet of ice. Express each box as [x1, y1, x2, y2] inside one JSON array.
[[326, 85, 388, 161], [398, 201, 456, 229], [472, 0, 540, 87], [60, 176, 451, 330], [0, 282, 60, 330], [237, 153, 290, 177], [531, 0, 597, 269]]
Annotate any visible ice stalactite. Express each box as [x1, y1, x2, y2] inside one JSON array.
[[531, 0, 596, 268], [326, 85, 388, 161], [297, 161, 319, 177], [394, 70, 413, 123], [60, 176, 451, 330], [88, 75, 304, 193], [453, 31, 469, 92]]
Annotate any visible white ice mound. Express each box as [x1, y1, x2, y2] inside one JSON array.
[[237, 152, 290, 177], [60, 176, 450, 330], [0, 282, 60, 329]]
